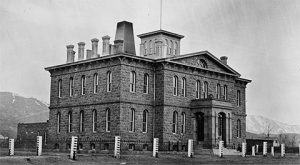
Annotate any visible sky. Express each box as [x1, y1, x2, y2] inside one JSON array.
[[0, 0, 300, 125]]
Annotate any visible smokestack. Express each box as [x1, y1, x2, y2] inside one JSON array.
[[102, 35, 111, 56], [66, 45, 75, 63], [220, 56, 228, 65], [78, 42, 85, 61], [86, 49, 92, 59], [114, 21, 136, 55], [91, 38, 99, 58]]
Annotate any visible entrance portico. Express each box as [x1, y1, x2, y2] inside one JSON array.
[[191, 97, 233, 148]]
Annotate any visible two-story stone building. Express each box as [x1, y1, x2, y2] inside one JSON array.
[[45, 21, 251, 151]]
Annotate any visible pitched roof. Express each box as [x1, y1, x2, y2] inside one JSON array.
[[137, 29, 184, 39]]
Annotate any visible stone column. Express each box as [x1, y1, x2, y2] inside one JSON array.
[[226, 115, 229, 146], [229, 114, 232, 145]]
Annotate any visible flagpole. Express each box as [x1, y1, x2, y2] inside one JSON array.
[[160, 0, 162, 30]]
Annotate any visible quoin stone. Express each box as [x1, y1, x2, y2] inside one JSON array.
[[9, 139, 14, 156], [263, 142, 267, 156], [70, 136, 78, 160], [36, 136, 42, 156], [114, 136, 121, 159]]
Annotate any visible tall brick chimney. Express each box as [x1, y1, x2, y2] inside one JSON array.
[[102, 35, 111, 56], [114, 21, 136, 55], [91, 38, 99, 58], [66, 45, 75, 63], [78, 42, 85, 61], [220, 56, 228, 65]]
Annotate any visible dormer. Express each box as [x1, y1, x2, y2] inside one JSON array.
[[137, 30, 184, 59]]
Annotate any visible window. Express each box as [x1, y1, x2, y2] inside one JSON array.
[[149, 40, 152, 54], [237, 90, 241, 107], [81, 76, 86, 95], [173, 76, 178, 96], [144, 41, 147, 55], [165, 39, 169, 54], [58, 79, 62, 98], [79, 111, 84, 132], [69, 77, 74, 97], [196, 80, 201, 99], [57, 112, 61, 133], [172, 111, 178, 133], [107, 71, 112, 92], [93, 73, 98, 94], [174, 42, 178, 55], [143, 74, 149, 94], [130, 71, 136, 92], [181, 112, 186, 134], [181, 77, 186, 97], [68, 111, 72, 133], [203, 81, 208, 98], [170, 40, 173, 55], [130, 108, 135, 132], [142, 110, 148, 133], [106, 108, 110, 132], [92, 110, 97, 132], [216, 84, 221, 99], [223, 85, 228, 100], [237, 119, 241, 138]]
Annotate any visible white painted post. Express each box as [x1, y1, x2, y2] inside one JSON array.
[[252, 146, 255, 156], [36, 136, 42, 156], [153, 138, 159, 157], [70, 136, 78, 160], [242, 142, 246, 157], [114, 136, 121, 159], [281, 144, 285, 157], [188, 139, 193, 158], [8, 139, 14, 156], [271, 146, 274, 157], [256, 144, 259, 154], [263, 142, 267, 157], [219, 140, 224, 158]]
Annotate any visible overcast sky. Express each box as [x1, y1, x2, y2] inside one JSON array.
[[0, 0, 300, 125]]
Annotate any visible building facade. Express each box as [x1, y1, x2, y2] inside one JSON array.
[[45, 21, 251, 151]]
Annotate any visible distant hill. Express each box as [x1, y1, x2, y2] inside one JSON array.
[[0, 92, 49, 138]]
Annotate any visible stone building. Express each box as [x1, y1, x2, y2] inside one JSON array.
[[45, 21, 251, 151]]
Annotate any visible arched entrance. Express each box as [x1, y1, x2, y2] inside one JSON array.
[[195, 112, 204, 141], [218, 112, 226, 146]]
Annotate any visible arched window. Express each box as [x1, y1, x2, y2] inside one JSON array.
[[196, 80, 201, 99], [130, 71, 136, 92], [165, 39, 169, 54], [216, 84, 221, 99], [224, 85, 228, 100], [143, 74, 149, 94], [149, 40, 152, 54], [203, 81, 208, 98], [144, 41, 147, 55], [107, 71, 112, 92], [172, 111, 178, 133], [173, 76, 178, 96], [142, 110, 148, 133], [68, 111, 72, 133], [106, 108, 110, 132], [69, 77, 74, 97], [237, 119, 241, 138], [79, 111, 84, 132], [181, 112, 186, 134], [130, 108, 135, 132], [58, 79, 62, 98], [81, 76, 86, 95], [93, 73, 98, 94], [181, 77, 186, 97], [57, 112, 61, 133], [170, 40, 173, 55], [237, 90, 241, 107], [174, 42, 178, 55], [92, 109, 97, 132]]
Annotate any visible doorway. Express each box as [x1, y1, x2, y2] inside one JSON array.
[[218, 112, 226, 146], [195, 112, 204, 141]]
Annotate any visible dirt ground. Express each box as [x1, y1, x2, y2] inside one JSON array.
[[0, 153, 300, 165]]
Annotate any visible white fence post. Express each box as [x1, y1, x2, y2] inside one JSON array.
[[219, 140, 224, 158], [153, 138, 159, 158], [70, 136, 78, 160], [9, 139, 14, 156], [256, 144, 259, 154], [271, 146, 274, 157], [242, 142, 246, 157], [114, 136, 121, 159], [263, 142, 267, 156], [281, 144, 285, 157], [188, 139, 193, 158], [36, 136, 42, 156], [252, 146, 255, 156]]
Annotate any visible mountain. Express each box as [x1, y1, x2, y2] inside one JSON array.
[[246, 115, 300, 134], [0, 92, 49, 138]]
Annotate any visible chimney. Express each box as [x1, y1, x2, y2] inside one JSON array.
[[86, 49, 92, 59], [114, 21, 136, 55], [78, 42, 85, 61], [220, 56, 228, 65], [102, 35, 111, 56], [114, 40, 124, 54], [66, 45, 75, 63], [91, 38, 99, 58]]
